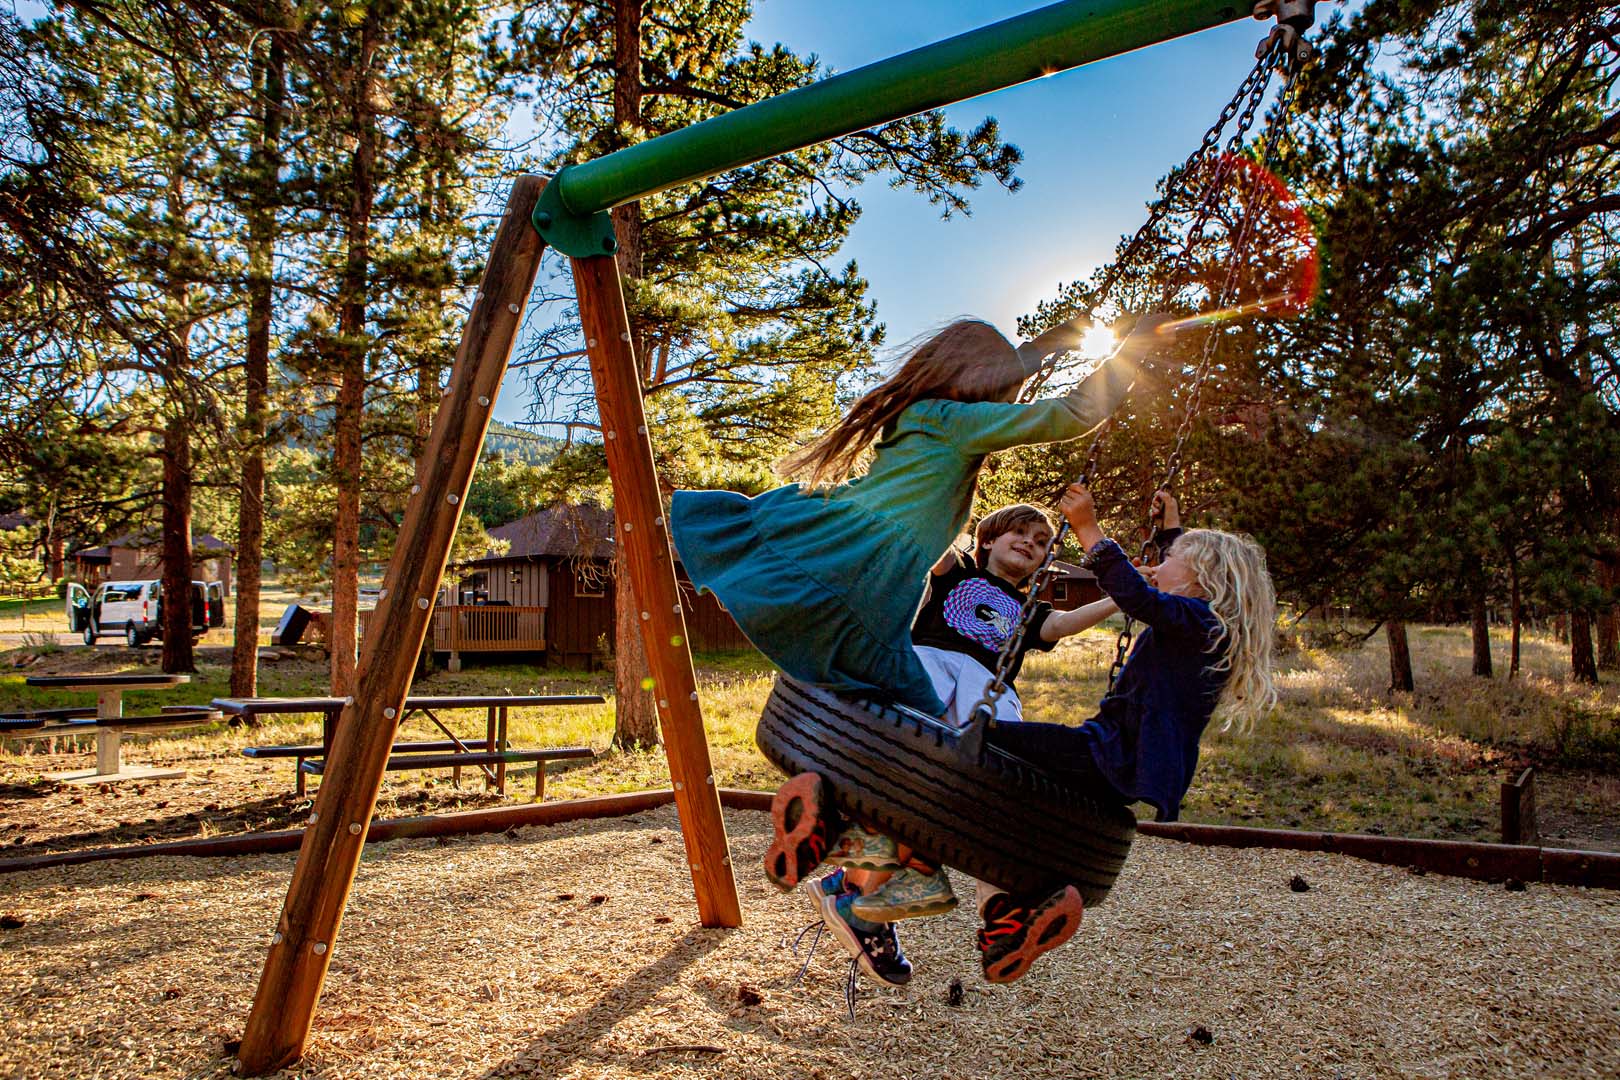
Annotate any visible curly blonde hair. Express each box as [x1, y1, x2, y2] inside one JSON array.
[[1174, 529, 1278, 732]]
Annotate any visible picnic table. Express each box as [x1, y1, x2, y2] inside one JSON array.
[[216, 693, 604, 797], [20, 673, 218, 784]]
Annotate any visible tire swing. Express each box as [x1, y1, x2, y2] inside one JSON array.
[[757, 28, 1314, 906]]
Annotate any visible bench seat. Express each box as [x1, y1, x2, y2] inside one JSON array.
[[298, 746, 595, 798], [243, 739, 501, 760], [1, 706, 98, 722], [6, 710, 221, 738]]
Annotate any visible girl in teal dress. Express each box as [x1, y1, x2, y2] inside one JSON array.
[[670, 313, 1171, 716]]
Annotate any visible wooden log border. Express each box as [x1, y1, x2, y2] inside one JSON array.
[[4, 792, 1618, 892]]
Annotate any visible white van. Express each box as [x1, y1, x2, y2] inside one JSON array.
[[66, 580, 225, 647]]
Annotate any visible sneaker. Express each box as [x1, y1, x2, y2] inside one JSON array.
[[825, 824, 903, 871], [850, 867, 958, 922], [819, 891, 912, 988], [764, 772, 835, 892], [799, 868, 849, 915], [976, 885, 1084, 984]]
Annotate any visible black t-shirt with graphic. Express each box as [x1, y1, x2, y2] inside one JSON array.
[[911, 549, 1055, 691]]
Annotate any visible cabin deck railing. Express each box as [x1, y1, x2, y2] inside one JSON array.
[[430, 605, 546, 653]]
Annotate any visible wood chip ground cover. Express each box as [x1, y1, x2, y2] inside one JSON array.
[[3, 807, 1618, 1079]]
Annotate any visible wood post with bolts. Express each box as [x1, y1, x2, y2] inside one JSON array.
[[571, 252, 742, 929], [235, 176, 550, 1076]]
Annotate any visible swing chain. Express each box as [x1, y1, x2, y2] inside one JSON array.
[[971, 26, 1310, 724], [1107, 615, 1136, 688], [1157, 49, 1307, 495], [1023, 34, 1287, 408], [1160, 34, 1286, 310]]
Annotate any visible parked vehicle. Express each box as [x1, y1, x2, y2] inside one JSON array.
[[66, 579, 225, 646]]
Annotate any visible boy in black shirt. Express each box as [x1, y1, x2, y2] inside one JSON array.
[[913, 503, 1122, 729]]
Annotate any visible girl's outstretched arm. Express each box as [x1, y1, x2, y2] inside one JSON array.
[[1040, 596, 1119, 641], [1059, 483, 1107, 551], [947, 314, 1176, 458], [1060, 484, 1215, 642]]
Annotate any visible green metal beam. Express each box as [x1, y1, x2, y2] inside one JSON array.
[[534, 0, 1260, 256]]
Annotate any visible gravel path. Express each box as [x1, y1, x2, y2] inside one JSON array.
[[2, 805, 1617, 1080]]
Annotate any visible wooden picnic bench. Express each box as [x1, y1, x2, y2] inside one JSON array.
[[17, 675, 214, 784], [219, 693, 604, 797], [2, 708, 224, 738], [300, 746, 596, 798], [0, 706, 99, 723]]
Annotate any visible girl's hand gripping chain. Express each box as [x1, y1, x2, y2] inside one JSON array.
[[1059, 484, 1105, 551], [1150, 489, 1181, 531]]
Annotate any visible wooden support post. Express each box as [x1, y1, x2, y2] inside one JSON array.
[[571, 253, 742, 929], [1502, 766, 1538, 846], [235, 176, 550, 1076]]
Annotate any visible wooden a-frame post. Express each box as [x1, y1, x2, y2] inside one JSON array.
[[235, 176, 740, 1076], [571, 253, 742, 927]]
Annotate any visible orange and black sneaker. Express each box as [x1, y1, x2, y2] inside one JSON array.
[[764, 772, 836, 891], [976, 885, 1084, 984]]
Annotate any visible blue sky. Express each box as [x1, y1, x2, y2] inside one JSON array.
[[497, 0, 1290, 424]]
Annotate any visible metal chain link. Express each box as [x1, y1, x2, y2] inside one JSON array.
[[1102, 51, 1309, 692], [968, 35, 1310, 725], [1020, 42, 1284, 405], [1157, 48, 1306, 496]]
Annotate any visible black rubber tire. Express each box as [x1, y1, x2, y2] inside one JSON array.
[[125, 623, 142, 648], [83, 623, 97, 646], [756, 675, 1136, 905]]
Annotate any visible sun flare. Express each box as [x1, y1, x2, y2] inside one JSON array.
[[1079, 324, 1117, 359]]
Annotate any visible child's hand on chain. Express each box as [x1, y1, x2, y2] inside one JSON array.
[[1059, 484, 1106, 551]]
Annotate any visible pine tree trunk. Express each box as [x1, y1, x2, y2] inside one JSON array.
[[231, 38, 283, 700], [1599, 606, 1619, 671], [606, 0, 660, 750], [612, 545, 660, 750], [1386, 619, 1414, 693], [1597, 546, 1619, 670], [160, 413, 195, 674], [1470, 596, 1492, 678], [1571, 611, 1599, 684], [1508, 550, 1522, 678], [329, 16, 380, 696]]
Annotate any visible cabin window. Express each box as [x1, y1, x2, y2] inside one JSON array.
[[1053, 581, 1069, 602], [575, 568, 606, 598]]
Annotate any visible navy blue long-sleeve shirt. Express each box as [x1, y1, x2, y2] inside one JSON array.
[[1078, 536, 1227, 822]]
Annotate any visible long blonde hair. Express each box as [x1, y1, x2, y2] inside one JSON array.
[[777, 320, 1024, 488], [1175, 529, 1278, 732]]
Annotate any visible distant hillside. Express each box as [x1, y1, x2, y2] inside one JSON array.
[[484, 421, 564, 465]]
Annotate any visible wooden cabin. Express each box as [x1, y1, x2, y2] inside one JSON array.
[[72, 531, 235, 594], [440, 504, 750, 670], [1037, 559, 1103, 609]]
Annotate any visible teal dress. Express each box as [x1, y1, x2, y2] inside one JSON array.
[[671, 351, 1139, 714]]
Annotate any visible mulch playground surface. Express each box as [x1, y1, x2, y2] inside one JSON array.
[[2, 805, 1618, 1080]]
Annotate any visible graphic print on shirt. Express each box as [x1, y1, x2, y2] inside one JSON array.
[[941, 578, 1023, 651]]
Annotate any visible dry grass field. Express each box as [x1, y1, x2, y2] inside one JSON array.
[[2, 618, 1617, 859]]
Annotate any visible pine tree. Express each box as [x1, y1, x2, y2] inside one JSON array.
[[505, 0, 1022, 746], [7, 4, 248, 672]]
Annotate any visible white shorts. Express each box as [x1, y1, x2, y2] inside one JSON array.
[[914, 645, 1024, 729]]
